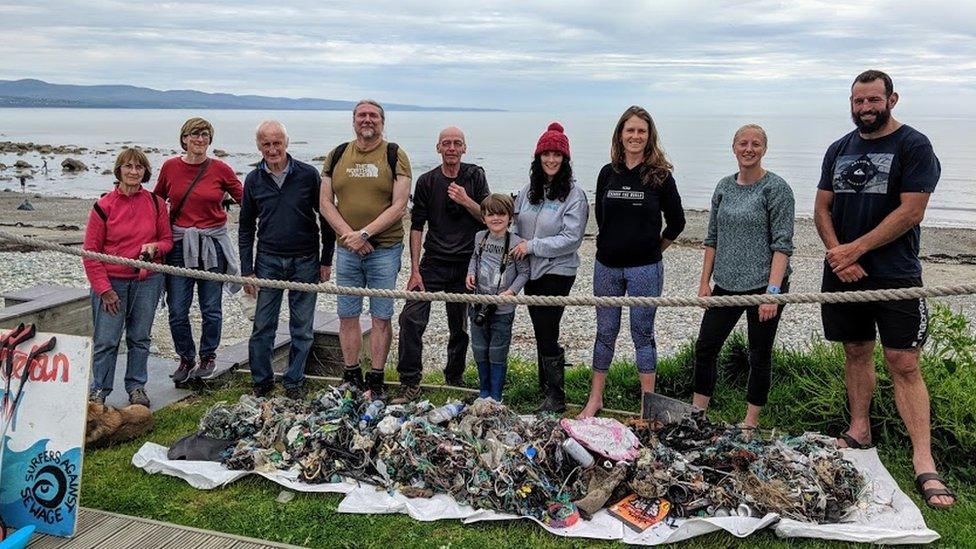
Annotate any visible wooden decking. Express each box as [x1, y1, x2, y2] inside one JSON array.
[[27, 507, 305, 549]]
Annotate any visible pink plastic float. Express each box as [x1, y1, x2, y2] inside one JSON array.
[[559, 417, 641, 461]]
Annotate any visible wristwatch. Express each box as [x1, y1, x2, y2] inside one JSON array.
[[766, 285, 781, 294], [359, 229, 371, 241]]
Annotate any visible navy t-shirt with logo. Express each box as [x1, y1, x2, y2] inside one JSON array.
[[818, 125, 940, 278]]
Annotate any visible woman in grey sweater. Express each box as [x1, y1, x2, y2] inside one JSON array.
[[693, 124, 795, 427], [511, 122, 589, 413]]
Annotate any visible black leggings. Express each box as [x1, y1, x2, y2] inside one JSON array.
[[693, 282, 787, 406], [524, 274, 576, 357]]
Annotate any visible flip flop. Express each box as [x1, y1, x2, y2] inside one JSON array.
[[838, 432, 872, 449], [914, 472, 956, 509]]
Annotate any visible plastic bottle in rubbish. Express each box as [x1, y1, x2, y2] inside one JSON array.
[[360, 400, 385, 426], [376, 415, 404, 435], [561, 438, 595, 468], [427, 402, 465, 424]]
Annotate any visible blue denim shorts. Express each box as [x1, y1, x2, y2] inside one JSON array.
[[336, 242, 403, 319]]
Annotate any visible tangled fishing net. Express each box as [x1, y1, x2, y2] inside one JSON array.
[[627, 411, 866, 523], [195, 390, 865, 525]]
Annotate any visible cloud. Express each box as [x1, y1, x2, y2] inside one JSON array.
[[1, 1, 975, 113]]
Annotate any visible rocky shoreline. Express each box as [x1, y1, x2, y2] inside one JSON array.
[[1, 193, 974, 373]]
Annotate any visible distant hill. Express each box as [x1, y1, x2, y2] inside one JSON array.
[[0, 79, 500, 111]]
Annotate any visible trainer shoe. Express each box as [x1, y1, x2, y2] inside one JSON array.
[[365, 369, 386, 401], [192, 355, 217, 380], [252, 382, 273, 398], [391, 384, 422, 405], [285, 385, 307, 401], [445, 376, 466, 388], [342, 365, 364, 389], [170, 357, 195, 384], [128, 387, 151, 408], [89, 392, 105, 406]]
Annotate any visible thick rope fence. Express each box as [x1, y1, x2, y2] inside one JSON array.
[[1, 228, 974, 308]]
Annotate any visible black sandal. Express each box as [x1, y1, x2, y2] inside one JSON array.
[[914, 472, 956, 509], [838, 432, 872, 449]]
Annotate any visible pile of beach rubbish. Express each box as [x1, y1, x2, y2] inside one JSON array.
[[191, 386, 866, 530]]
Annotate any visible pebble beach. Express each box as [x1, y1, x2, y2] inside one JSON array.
[[1, 192, 974, 373]]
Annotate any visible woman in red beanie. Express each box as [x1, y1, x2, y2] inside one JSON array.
[[511, 122, 589, 413]]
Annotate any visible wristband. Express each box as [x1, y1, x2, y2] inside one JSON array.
[[766, 285, 781, 295]]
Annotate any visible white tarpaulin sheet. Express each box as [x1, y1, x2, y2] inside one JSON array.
[[132, 442, 939, 545]]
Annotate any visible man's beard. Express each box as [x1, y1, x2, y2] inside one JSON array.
[[358, 126, 377, 140], [852, 105, 891, 133]]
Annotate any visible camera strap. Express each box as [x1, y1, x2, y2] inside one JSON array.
[[474, 231, 510, 295]]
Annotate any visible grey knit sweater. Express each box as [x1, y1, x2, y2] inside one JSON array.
[[703, 171, 795, 291]]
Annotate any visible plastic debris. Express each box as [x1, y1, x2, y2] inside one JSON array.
[[560, 417, 641, 461], [561, 438, 595, 468], [193, 392, 864, 525], [625, 411, 866, 523], [276, 490, 295, 504]]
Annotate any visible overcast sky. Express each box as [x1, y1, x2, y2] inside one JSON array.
[[2, 1, 975, 115]]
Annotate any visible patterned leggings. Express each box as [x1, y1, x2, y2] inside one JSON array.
[[592, 259, 663, 373]]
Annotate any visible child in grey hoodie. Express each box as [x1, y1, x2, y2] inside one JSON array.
[[466, 194, 529, 401]]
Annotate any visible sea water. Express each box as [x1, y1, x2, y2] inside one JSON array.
[[1, 108, 973, 227]]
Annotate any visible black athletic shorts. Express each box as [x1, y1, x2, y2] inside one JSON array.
[[820, 267, 928, 349]]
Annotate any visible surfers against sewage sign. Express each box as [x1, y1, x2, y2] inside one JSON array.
[[0, 330, 90, 537]]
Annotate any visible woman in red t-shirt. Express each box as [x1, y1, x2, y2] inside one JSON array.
[[153, 117, 243, 383]]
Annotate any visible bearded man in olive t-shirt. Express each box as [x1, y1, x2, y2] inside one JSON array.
[[320, 99, 412, 400]]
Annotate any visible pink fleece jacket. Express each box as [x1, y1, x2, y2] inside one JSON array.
[[83, 187, 173, 296]]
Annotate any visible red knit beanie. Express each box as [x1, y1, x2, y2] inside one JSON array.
[[534, 122, 571, 159]]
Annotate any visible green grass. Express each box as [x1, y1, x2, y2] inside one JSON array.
[[80, 306, 976, 547]]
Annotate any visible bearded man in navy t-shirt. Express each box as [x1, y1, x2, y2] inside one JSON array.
[[814, 70, 954, 508]]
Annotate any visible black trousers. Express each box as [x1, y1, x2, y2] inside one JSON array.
[[524, 274, 576, 357], [693, 281, 788, 407], [396, 258, 470, 386]]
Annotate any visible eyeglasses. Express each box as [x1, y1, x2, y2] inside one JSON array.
[[185, 130, 211, 139]]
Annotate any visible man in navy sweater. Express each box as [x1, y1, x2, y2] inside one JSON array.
[[239, 120, 334, 400]]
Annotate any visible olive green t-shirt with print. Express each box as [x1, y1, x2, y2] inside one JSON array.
[[323, 140, 412, 248]]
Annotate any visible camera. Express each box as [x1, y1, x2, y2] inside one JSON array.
[[472, 304, 497, 326]]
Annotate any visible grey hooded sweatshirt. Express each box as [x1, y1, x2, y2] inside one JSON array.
[[513, 183, 589, 280]]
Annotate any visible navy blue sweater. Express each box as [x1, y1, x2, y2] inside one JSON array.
[[238, 156, 335, 275]]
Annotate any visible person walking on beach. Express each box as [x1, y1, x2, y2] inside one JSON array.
[[512, 122, 588, 414], [691, 124, 794, 427], [320, 100, 411, 400], [84, 149, 172, 407], [578, 106, 686, 418], [393, 126, 489, 403], [239, 120, 334, 400], [466, 194, 530, 402], [815, 70, 954, 508], [154, 117, 243, 383]]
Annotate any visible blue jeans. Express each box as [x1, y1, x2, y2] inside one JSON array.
[[335, 242, 403, 319], [248, 253, 319, 389], [592, 259, 663, 373], [90, 275, 164, 397], [470, 309, 515, 400], [165, 241, 227, 361]]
